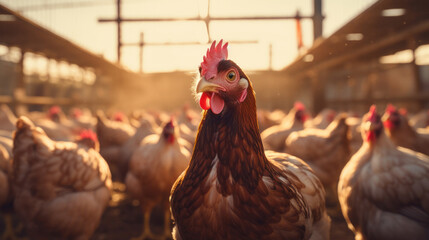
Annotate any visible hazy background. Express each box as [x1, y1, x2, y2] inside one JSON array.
[[0, 0, 376, 72]]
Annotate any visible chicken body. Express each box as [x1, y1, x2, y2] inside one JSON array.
[[13, 117, 112, 240], [261, 105, 306, 152], [338, 106, 429, 240], [285, 115, 350, 187], [126, 121, 190, 239], [0, 143, 18, 240], [0, 144, 10, 208], [96, 111, 135, 179], [304, 108, 336, 129], [96, 111, 136, 148], [116, 117, 159, 180], [171, 40, 330, 240], [383, 105, 429, 156]]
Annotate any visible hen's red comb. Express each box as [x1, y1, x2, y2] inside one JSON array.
[[399, 108, 407, 116], [71, 108, 83, 119], [201, 40, 228, 80], [294, 101, 306, 111], [49, 106, 61, 115], [113, 112, 125, 122], [368, 105, 378, 122], [79, 129, 98, 142], [385, 104, 397, 115]]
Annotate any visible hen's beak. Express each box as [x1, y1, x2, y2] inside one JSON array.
[[196, 77, 225, 93]]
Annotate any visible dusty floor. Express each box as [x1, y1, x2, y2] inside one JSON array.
[[93, 182, 355, 240], [0, 182, 355, 240]]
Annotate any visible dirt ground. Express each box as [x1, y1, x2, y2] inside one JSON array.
[[0, 181, 355, 240], [93, 182, 355, 240]]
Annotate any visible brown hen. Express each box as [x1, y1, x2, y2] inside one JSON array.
[[12, 117, 111, 240], [170, 40, 330, 240]]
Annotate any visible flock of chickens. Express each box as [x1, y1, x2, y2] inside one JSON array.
[[0, 40, 428, 240]]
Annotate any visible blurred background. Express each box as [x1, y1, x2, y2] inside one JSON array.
[[1, 0, 427, 115]]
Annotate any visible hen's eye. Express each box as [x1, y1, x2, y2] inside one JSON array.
[[226, 70, 236, 82]]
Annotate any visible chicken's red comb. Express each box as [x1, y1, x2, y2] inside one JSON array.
[[385, 104, 397, 115], [368, 105, 378, 122], [399, 108, 407, 116], [49, 106, 61, 115], [71, 108, 83, 119], [113, 112, 125, 122], [294, 101, 306, 111], [79, 129, 98, 142], [201, 40, 228, 80]]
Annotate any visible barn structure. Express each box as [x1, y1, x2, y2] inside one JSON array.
[[285, 0, 429, 113], [0, 0, 429, 115]]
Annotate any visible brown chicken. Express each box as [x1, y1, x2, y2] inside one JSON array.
[[13, 117, 112, 240], [96, 111, 135, 178], [126, 120, 190, 240], [96, 111, 135, 149], [383, 104, 429, 156], [261, 102, 308, 152], [285, 115, 350, 189], [0, 135, 13, 157], [0, 145, 11, 210], [170, 40, 330, 240], [338, 105, 429, 240], [0, 144, 16, 240], [33, 106, 75, 142], [116, 117, 159, 180]]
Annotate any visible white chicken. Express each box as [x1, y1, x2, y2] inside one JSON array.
[[338, 105, 429, 240], [125, 119, 190, 240], [261, 102, 308, 152]]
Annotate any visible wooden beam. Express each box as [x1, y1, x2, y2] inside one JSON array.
[[0, 96, 13, 104], [289, 20, 429, 78], [20, 96, 74, 105], [98, 15, 315, 23]]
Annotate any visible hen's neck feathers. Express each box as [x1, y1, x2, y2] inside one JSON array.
[[189, 84, 269, 191]]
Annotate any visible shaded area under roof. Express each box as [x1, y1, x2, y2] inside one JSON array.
[[284, 0, 429, 77], [0, 4, 136, 77]]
